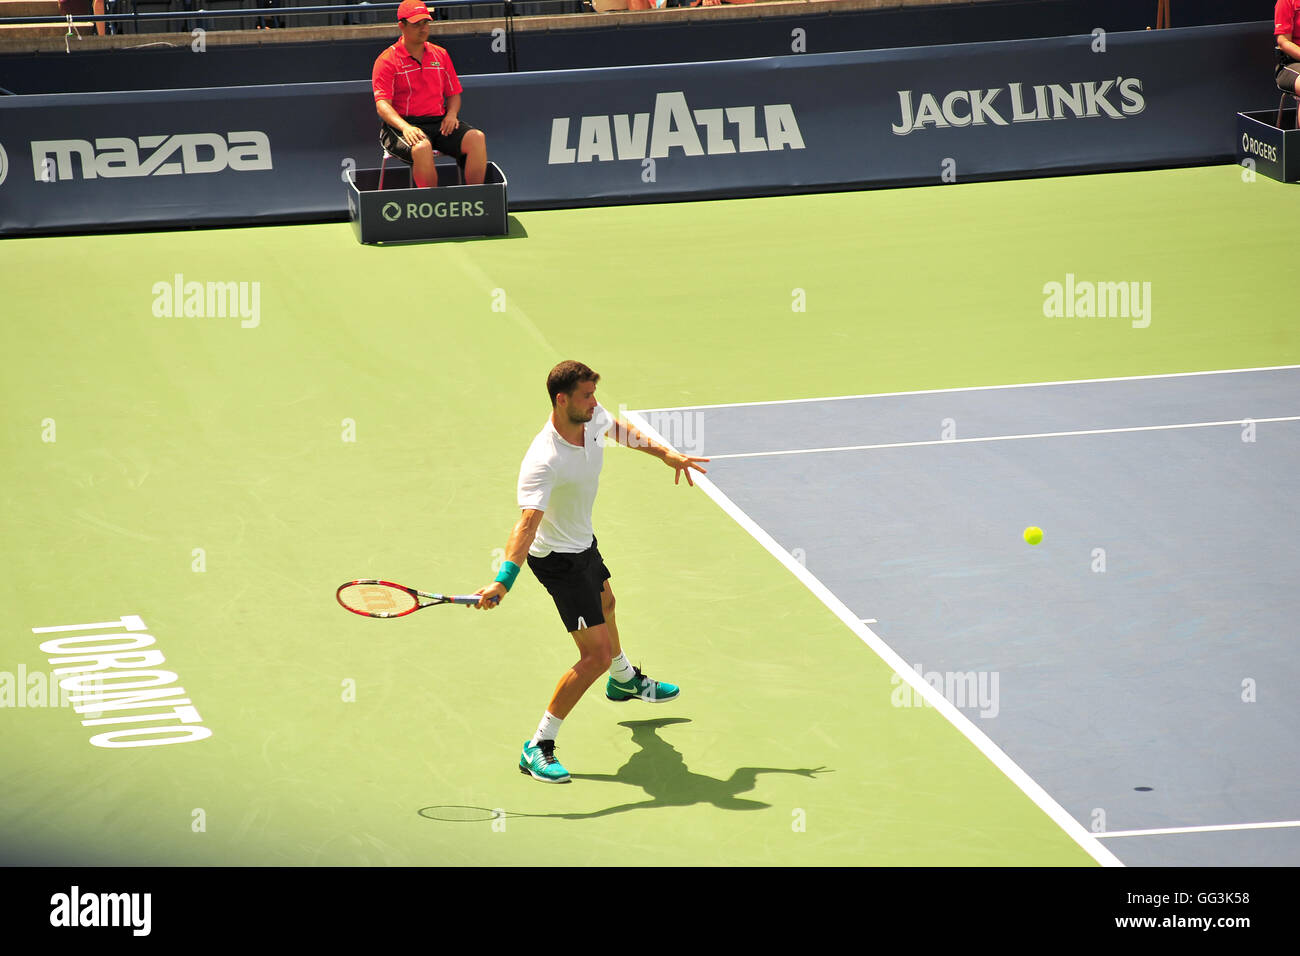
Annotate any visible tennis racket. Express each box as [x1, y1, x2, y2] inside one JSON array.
[[336, 579, 485, 618]]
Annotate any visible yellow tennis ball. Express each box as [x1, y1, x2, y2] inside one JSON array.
[[1024, 526, 1043, 545]]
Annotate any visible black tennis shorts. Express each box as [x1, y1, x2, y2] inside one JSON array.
[[380, 116, 475, 165], [527, 537, 611, 633], [1278, 61, 1300, 94]]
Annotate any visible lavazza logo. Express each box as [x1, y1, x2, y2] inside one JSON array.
[[891, 76, 1145, 135], [548, 91, 805, 164], [29, 131, 272, 181]]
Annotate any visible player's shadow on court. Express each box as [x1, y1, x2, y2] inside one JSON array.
[[547, 718, 830, 819]]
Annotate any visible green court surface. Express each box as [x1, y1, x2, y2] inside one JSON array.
[[1, 165, 1294, 866]]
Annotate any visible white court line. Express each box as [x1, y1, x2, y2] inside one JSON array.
[[706, 416, 1300, 461], [624, 408, 1124, 868], [1095, 820, 1300, 839], [636, 365, 1300, 413], [446, 245, 560, 357]]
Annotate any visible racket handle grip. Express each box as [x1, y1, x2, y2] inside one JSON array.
[[453, 595, 485, 606]]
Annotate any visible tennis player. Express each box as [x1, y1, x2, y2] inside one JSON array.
[[474, 361, 708, 783]]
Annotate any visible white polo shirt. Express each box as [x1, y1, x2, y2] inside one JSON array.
[[517, 403, 615, 557]]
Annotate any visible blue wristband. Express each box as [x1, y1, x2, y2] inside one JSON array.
[[494, 560, 520, 591]]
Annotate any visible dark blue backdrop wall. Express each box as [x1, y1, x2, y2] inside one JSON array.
[[0, 22, 1278, 236], [0, 0, 1270, 95]]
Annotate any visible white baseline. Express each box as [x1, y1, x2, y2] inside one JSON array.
[[635, 364, 1300, 414]]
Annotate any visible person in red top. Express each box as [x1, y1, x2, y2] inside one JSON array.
[[1276, 0, 1300, 95], [372, 1, 488, 187]]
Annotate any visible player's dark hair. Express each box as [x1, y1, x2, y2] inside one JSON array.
[[548, 361, 600, 406]]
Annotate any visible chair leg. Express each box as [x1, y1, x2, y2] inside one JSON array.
[[378, 152, 388, 191], [1282, 90, 1300, 131]]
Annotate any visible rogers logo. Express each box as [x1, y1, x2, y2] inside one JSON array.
[[0, 141, 8, 185], [382, 202, 402, 221], [1241, 133, 1278, 163]]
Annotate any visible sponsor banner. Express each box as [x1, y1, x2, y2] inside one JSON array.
[[346, 162, 509, 243], [1236, 110, 1300, 183], [505, 20, 1270, 205], [0, 82, 377, 234], [0, 22, 1274, 236]]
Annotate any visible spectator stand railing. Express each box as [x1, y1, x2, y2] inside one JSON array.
[[0, 0, 558, 62]]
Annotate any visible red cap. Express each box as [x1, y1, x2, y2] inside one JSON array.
[[397, 0, 432, 22]]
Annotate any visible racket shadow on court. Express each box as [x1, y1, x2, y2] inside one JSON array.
[[420, 718, 830, 824]]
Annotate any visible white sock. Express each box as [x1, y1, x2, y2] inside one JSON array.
[[531, 711, 562, 746], [609, 651, 636, 683]]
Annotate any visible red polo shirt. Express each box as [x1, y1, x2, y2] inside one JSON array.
[[372, 41, 463, 118], [1278, 0, 1300, 41]]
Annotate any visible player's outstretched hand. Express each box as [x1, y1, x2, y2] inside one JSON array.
[[666, 452, 709, 486], [473, 583, 505, 609]]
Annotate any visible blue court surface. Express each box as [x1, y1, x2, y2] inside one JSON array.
[[630, 367, 1300, 867]]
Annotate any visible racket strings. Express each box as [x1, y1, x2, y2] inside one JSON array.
[[337, 583, 418, 617]]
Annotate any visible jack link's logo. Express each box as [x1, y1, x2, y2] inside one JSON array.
[[890, 77, 1145, 135]]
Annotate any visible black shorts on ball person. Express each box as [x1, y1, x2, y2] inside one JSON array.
[[380, 115, 476, 172]]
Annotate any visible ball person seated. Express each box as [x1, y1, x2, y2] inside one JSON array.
[[1278, 0, 1300, 108], [372, 1, 488, 188]]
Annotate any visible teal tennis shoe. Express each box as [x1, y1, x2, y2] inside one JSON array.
[[519, 739, 571, 783], [606, 667, 679, 703]]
